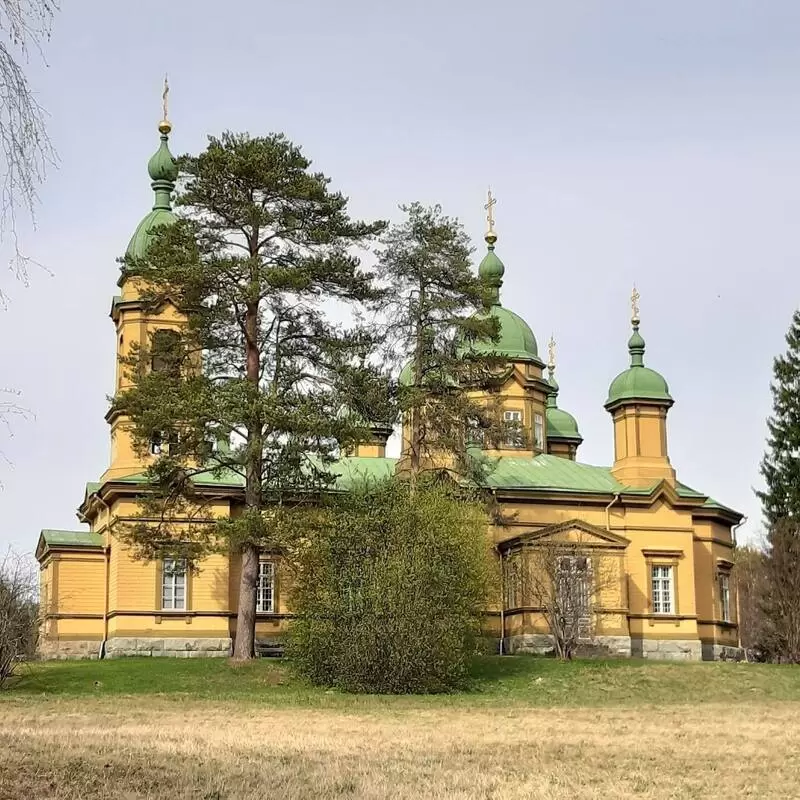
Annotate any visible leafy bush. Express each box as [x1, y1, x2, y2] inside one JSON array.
[[286, 478, 493, 693]]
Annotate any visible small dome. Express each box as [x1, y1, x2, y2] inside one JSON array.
[[469, 305, 542, 364], [605, 365, 672, 408], [148, 134, 179, 182], [398, 361, 414, 387], [546, 406, 582, 441], [478, 248, 505, 282]]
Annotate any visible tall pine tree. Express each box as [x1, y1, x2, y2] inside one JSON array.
[[376, 202, 501, 478], [758, 310, 800, 525], [116, 132, 386, 660]]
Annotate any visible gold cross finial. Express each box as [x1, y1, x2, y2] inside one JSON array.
[[159, 75, 172, 135], [547, 334, 556, 372], [484, 187, 497, 238], [631, 284, 640, 325]]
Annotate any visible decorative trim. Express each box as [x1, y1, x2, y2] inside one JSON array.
[[642, 548, 684, 559]]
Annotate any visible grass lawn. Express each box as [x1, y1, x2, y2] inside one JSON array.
[[3, 656, 800, 798]]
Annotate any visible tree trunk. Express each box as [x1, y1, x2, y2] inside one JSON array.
[[233, 542, 259, 660], [232, 297, 264, 661]]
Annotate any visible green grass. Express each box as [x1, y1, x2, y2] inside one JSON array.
[[5, 655, 800, 708]]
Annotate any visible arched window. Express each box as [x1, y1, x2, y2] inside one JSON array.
[[151, 329, 181, 376]]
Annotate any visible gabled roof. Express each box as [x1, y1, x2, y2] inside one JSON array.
[[504, 518, 631, 550]]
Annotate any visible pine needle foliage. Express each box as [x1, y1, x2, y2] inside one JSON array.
[[114, 132, 387, 659]]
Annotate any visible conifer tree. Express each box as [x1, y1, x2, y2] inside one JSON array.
[[376, 202, 500, 478], [116, 132, 386, 660], [758, 310, 800, 525]]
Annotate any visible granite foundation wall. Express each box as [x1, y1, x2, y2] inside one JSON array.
[[506, 634, 632, 658], [631, 637, 702, 661], [702, 642, 744, 662], [104, 637, 232, 658], [38, 639, 102, 660]]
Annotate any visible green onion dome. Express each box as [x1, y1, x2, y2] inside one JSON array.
[[125, 121, 178, 261], [546, 370, 582, 443], [605, 319, 672, 410]]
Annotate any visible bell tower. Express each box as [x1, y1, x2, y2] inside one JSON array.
[[604, 288, 675, 487], [101, 86, 183, 482]]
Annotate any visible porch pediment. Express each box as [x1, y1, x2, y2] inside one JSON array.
[[505, 518, 630, 550]]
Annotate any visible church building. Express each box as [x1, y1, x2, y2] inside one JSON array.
[[35, 113, 743, 662]]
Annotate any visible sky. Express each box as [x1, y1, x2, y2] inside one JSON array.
[[2, 0, 800, 553]]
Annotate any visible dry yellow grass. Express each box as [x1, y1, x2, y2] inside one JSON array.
[[3, 698, 800, 799]]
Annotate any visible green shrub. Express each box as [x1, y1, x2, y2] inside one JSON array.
[[286, 478, 492, 693]]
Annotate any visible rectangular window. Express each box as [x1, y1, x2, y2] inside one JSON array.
[[161, 558, 187, 611], [503, 410, 524, 448], [534, 413, 544, 450], [256, 560, 275, 613], [557, 555, 592, 619], [719, 573, 731, 623], [651, 565, 674, 614]]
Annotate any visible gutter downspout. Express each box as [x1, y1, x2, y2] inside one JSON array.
[[605, 492, 621, 531]]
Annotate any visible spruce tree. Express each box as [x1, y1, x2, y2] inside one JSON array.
[[116, 132, 385, 660], [376, 202, 500, 478], [758, 310, 800, 525]]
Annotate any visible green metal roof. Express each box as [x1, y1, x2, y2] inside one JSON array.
[[545, 371, 582, 442], [40, 530, 103, 548], [482, 454, 626, 493], [469, 305, 542, 364], [605, 321, 672, 409]]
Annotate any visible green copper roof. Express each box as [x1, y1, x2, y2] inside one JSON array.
[[40, 530, 103, 548], [125, 127, 178, 261], [605, 319, 672, 410], [545, 369, 582, 442]]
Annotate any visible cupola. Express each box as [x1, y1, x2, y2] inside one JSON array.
[[544, 337, 582, 460]]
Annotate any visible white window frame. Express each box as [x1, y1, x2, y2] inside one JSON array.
[[533, 413, 544, 450], [719, 572, 731, 623], [161, 558, 187, 611], [256, 560, 275, 613], [651, 564, 674, 615], [503, 409, 524, 448]]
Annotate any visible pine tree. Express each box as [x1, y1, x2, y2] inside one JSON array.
[[376, 202, 500, 478], [116, 132, 386, 660], [758, 310, 800, 526]]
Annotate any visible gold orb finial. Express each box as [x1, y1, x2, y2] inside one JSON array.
[[158, 75, 172, 135]]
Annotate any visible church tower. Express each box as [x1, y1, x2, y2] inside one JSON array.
[[604, 288, 675, 487], [544, 337, 583, 460], [102, 88, 183, 481]]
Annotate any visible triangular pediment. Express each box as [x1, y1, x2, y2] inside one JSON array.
[[510, 518, 630, 549]]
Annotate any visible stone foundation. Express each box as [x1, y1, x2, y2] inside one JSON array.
[[631, 637, 702, 661], [104, 637, 232, 658], [38, 639, 102, 660], [506, 634, 632, 658], [702, 642, 744, 662]]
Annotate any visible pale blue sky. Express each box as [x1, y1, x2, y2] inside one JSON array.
[[3, 0, 800, 552]]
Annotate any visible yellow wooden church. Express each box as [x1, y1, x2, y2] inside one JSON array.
[[35, 115, 743, 662]]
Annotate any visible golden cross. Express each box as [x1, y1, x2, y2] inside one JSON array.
[[162, 75, 170, 122], [631, 284, 640, 323], [547, 335, 556, 371], [484, 187, 497, 234]]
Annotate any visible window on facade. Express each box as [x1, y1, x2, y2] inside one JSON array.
[[504, 555, 521, 608], [557, 555, 592, 619], [719, 573, 731, 623], [161, 558, 187, 611], [534, 413, 544, 450], [150, 431, 163, 455], [256, 560, 275, 613], [151, 329, 181, 376], [503, 410, 524, 448], [651, 565, 674, 614]]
